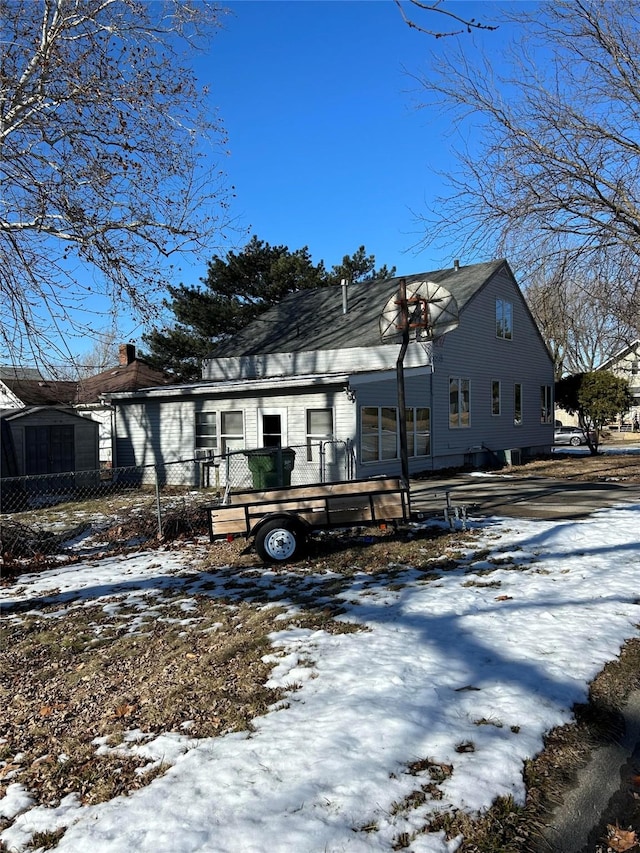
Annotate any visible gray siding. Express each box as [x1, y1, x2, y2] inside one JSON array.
[[5, 408, 99, 476], [430, 267, 553, 467]]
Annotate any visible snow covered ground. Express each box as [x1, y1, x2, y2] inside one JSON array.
[[2, 499, 640, 852]]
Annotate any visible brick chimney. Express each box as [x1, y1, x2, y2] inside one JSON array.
[[119, 343, 136, 366]]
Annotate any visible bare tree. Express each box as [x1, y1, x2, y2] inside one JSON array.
[[411, 0, 640, 329], [525, 257, 637, 378], [1, 0, 232, 370], [49, 329, 120, 379], [395, 0, 497, 39]]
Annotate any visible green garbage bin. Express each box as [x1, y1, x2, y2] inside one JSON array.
[[245, 448, 296, 489]]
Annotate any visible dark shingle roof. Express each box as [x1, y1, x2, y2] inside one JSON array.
[[1, 362, 170, 405], [0, 378, 78, 406], [75, 361, 170, 403], [213, 260, 507, 357]]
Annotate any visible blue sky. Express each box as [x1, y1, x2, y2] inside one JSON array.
[[77, 0, 528, 357], [187, 0, 517, 281]]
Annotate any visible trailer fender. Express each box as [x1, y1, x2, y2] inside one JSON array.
[[251, 513, 309, 563]]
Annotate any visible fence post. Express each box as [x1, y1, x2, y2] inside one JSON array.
[[154, 467, 163, 538]]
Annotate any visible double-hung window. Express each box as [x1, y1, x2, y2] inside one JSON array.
[[407, 407, 431, 456], [306, 408, 333, 461], [195, 411, 217, 453], [220, 411, 244, 453], [449, 378, 470, 428]]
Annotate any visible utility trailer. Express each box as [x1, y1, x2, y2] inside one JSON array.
[[205, 477, 409, 562]]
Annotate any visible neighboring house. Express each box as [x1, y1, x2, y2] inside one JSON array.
[[0, 344, 170, 466], [74, 344, 171, 464], [597, 339, 640, 427], [108, 259, 555, 485]]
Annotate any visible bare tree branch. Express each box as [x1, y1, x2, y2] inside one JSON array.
[[409, 0, 640, 362], [0, 0, 234, 368], [395, 0, 498, 38]]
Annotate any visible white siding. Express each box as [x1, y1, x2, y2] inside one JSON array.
[[203, 344, 431, 381], [114, 383, 357, 485]]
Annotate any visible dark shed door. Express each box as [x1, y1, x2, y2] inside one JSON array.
[[25, 425, 75, 475]]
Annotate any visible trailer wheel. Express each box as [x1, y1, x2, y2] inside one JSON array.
[[255, 519, 305, 562]]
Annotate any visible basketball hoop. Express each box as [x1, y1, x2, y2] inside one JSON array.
[[379, 280, 459, 344]]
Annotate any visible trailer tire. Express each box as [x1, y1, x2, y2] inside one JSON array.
[[255, 519, 305, 563]]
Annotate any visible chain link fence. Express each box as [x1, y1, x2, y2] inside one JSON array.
[[0, 441, 355, 544]]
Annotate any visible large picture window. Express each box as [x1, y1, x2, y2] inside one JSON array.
[[449, 378, 470, 428], [306, 408, 333, 461], [361, 406, 431, 462], [361, 406, 398, 462], [195, 411, 217, 452], [496, 299, 513, 340]]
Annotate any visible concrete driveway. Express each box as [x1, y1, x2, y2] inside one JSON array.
[[409, 470, 640, 521]]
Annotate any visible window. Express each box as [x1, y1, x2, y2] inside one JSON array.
[[540, 385, 552, 424], [449, 377, 470, 428], [306, 408, 333, 461], [514, 383, 523, 426], [195, 411, 217, 452], [492, 380, 501, 416], [496, 299, 513, 340], [220, 411, 244, 453], [407, 407, 431, 457], [361, 406, 398, 462], [262, 414, 282, 447]]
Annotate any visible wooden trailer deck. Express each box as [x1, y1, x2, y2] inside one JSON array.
[[205, 477, 409, 560]]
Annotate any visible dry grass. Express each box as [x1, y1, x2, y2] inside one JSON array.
[[2, 452, 640, 850], [0, 599, 293, 809], [515, 449, 640, 483]]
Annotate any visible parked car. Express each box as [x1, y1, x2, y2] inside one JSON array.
[[554, 426, 593, 446]]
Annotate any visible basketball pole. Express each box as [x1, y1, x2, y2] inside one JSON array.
[[396, 278, 410, 494]]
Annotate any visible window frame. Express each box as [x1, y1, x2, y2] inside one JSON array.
[[195, 410, 218, 453], [496, 298, 513, 341], [360, 406, 399, 463], [491, 380, 501, 417], [220, 410, 244, 454], [306, 408, 334, 462], [514, 383, 523, 426], [449, 377, 471, 429], [407, 407, 431, 457], [540, 385, 552, 424]]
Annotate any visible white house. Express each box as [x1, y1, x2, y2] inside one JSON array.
[[107, 260, 555, 487]]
